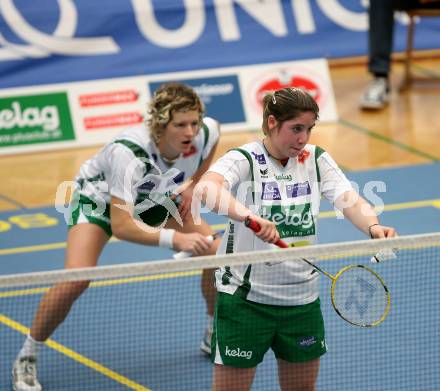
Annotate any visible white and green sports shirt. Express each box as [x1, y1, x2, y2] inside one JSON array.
[[208, 141, 352, 306], [74, 117, 219, 206]]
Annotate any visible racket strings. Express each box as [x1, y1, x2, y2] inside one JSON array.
[[332, 266, 389, 327]]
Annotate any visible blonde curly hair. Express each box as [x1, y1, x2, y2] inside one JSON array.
[[262, 87, 319, 135], [147, 83, 205, 144]]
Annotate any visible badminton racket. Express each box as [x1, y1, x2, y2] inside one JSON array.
[[245, 217, 391, 327]]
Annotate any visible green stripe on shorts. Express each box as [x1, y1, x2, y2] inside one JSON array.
[[68, 194, 112, 236]]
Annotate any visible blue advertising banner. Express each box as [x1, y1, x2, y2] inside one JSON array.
[[149, 75, 245, 124], [0, 1, 439, 89]]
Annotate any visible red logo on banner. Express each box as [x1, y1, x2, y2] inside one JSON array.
[[250, 69, 326, 115], [84, 112, 143, 130], [255, 76, 321, 108], [79, 90, 139, 107]]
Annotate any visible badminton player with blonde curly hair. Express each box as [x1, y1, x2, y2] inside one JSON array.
[[12, 82, 220, 391]]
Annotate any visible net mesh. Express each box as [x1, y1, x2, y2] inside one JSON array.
[[1, 233, 439, 391]]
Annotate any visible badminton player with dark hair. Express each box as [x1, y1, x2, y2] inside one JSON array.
[[195, 87, 396, 391]]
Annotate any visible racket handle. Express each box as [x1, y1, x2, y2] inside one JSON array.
[[244, 217, 289, 248], [371, 247, 398, 263], [173, 234, 215, 259]]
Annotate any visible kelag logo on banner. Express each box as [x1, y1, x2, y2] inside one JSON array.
[[0, 93, 75, 147], [149, 76, 245, 124]]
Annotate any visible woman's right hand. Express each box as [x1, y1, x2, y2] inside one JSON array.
[[247, 215, 280, 244], [173, 231, 212, 256]]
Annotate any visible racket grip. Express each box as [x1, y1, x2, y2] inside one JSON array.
[[371, 247, 398, 263], [173, 235, 214, 259], [244, 217, 288, 248], [173, 250, 193, 260]]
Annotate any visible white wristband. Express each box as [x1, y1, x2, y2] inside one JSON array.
[[159, 229, 176, 249]]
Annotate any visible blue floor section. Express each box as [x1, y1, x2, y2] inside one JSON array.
[[0, 163, 439, 390]]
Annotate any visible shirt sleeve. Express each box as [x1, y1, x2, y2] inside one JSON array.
[[201, 117, 220, 159], [318, 151, 353, 203], [104, 143, 145, 203], [208, 150, 250, 189]]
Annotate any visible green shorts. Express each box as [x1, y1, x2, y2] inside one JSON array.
[[137, 203, 174, 227], [68, 194, 112, 236], [211, 292, 327, 368], [68, 193, 177, 236], [135, 193, 180, 227]]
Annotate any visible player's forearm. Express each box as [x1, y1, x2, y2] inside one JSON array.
[[218, 189, 252, 222], [111, 213, 160, 245], [339, 192, 379, 236], [110, 198, 160, 246], [195, 174, 251, 222]]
